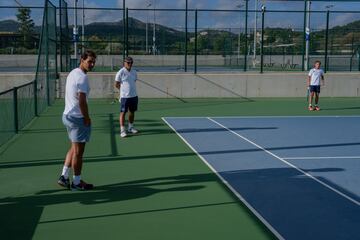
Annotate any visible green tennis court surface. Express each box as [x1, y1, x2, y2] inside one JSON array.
[[1, 98, 359, 240]]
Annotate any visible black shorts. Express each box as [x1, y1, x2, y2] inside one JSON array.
[[310, 85, 320, 93], [120, 96, 138, 113]]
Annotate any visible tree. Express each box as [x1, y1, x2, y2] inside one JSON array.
[[16, 7, 35, 49]]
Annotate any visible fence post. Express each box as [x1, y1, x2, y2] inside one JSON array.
[[126, 8, 129, 57], [13, 87, 18, 134], [34, 81, 38, 117], [122, 0, 126, 60], [244, 0, 248, 72], [45, 1, 50, 106], [302, 0, 307, 71], [260, 6, 265, 73], [194, 9, 198, 74], [184, 0, 188, 72], [324, 10, 329, 73]]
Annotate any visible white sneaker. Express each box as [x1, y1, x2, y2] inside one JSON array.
[[128, 127, 139, 134], [120, 130, 128, 138]]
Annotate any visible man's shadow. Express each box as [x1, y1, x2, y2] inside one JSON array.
[[0, 174, 209, 239]]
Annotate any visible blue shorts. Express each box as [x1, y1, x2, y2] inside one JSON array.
[[310, 85, 321, 93], [62, 114, 91, 143], [120, 96, 138, 113]]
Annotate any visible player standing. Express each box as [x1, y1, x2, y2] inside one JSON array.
[[58, 50, 96, 191], [307, 60, 325, 111], [115, 56, 139, 138]]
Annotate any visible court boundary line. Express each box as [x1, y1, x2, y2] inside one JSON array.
[[165, 115, 360, 119], [161, 117, 285, 240], [208, 117, 360, 206], [284, 156, 360, 160]]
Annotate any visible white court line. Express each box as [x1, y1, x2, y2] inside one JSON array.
[[161, 117, 285, 240], [207, 117, 360, 207], [284, 156, 360, 160], [165, 115, 360, 119]]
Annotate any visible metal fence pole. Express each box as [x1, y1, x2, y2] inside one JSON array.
[[194, 9, 197, 74], [324, 10, 329, 72], [13, 87, 18, 134], [122, 0, 125, 60], [34, 81, 38, 116], [126, 7, 129, 56], [302, 0, 306, 71], [184, 0, 188, 72], [260, 6, 265, 73], [244, 0, 248, 71], [45, 1, 50, 106]]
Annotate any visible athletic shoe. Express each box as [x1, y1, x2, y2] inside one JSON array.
[[128, 127, 139, 134], [308, 106, 314, 111], [315, 106, 320, 111], [120, 130, 128, 138], [71, 180, 94, 191], [57, 175, 70, 189]]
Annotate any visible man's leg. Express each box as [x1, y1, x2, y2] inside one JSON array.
[[315, 92, 319, 105], [120, 112, 128, 137], [129, 111, 135, 124], [58, 144, 73, 187], [308, 92, 314, 110], [72, 142, 85, 177]]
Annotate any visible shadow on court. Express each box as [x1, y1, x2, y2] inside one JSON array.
[[219, 167, 360, 240], [0, 173, 213, 239]]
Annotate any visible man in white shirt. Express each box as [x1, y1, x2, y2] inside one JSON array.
[[58, 50, 96, 191], [307, 60, 325, 111], [115, 57, 139, 138]]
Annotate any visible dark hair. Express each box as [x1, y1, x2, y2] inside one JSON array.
[[81, 50, 97, 60], [124, 56, 133, 63], [314, 60, 321, 65]]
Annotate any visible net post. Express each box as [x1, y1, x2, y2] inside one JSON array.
[[244, 0, 248, 72], [260, 5, 265, 73], [13, 87, 18, 134], [194, 9, 198, 74], [324, 10, 329, 73]]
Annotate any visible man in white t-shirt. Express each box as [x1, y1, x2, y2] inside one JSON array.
[[307, 60, 325, 111], [58, 50, 96, 191], [114, 56, 139, 138]]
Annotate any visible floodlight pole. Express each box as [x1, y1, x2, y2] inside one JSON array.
[[304, 0, 311, 71], [73, 0, 78, 59], [253, 0, 257, 61], [146, 3, 151, 54], [153, 0, 156, 55], [82, 0, 84, 53]]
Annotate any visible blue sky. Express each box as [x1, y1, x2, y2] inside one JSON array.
[[1, 0, 360, 31]]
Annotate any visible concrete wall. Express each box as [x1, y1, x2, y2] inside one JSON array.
[[0, 73, 35, 92], [58, 72, 360, 98]]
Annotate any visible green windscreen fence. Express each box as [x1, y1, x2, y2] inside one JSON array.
[[0, 0, 58, 147], [35, 0, 57, 112], [0, 89, 15, 146], [59, 0, 70, 72]]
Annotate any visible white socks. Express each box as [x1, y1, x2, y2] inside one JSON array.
[[61, 166, 70, 179], [121, 126, 126, 132], [128, 123, 133, 129]]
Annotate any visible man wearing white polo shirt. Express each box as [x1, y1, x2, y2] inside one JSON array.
[[58, 50, 96, 191], [115, 56, 139, 138], [307, 60, 325, 111]]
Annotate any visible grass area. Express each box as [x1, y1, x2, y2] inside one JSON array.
[[0, 97, 359, 240]]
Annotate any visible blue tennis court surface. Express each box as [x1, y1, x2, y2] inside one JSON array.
[[163, 116, 360, 240]]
